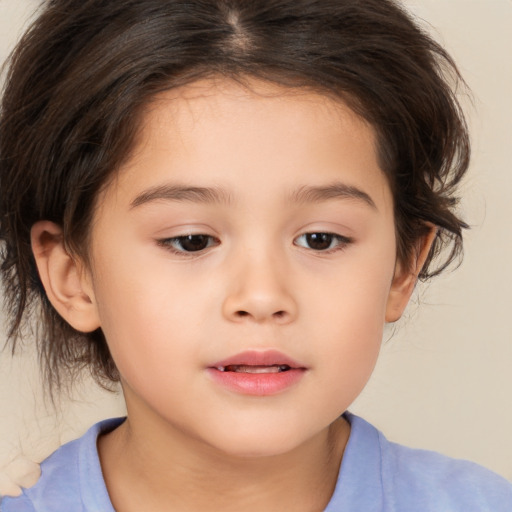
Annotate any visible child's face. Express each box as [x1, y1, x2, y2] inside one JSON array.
[[80, 78, 407, 457]]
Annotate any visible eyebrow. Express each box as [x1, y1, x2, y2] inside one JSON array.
[[130, 181, 377, 210], [289, 183, 377, 209], [130, 184, 232, 209]]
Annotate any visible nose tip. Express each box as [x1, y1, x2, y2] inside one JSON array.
[[222, 269, 298, 324]]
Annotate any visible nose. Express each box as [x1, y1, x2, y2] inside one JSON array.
[[222, 251, 298, 324]]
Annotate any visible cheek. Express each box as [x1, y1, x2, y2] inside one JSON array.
[[304, 241, 396, 389], [89, 247, 201, 385], [310, 239, 396, 330]]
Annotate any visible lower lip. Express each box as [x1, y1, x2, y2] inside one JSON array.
[[207, 368, 306, 396]]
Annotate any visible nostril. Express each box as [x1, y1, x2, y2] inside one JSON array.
[[235, 310, 287, 319]]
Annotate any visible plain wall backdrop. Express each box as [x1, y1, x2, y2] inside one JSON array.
[[0, 0, 511, 491]]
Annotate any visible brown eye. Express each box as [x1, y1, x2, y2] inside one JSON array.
[[159, 234, 218, 253], [294, 232, 351, 252], [305, 233, 334, 250], [178, 235, 211, 251]]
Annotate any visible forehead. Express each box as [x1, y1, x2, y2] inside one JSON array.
[[102, 77, 391, 214], [136, 77, 377, 162]]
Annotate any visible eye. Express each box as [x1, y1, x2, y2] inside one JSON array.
[[158, 234, 219, 254], [294, 232, 352, 252]]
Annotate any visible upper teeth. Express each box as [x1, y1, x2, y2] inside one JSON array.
[[217, 365, 290, 373]]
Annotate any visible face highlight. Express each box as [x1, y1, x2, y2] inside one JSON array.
[[84, 78, 402, 457]]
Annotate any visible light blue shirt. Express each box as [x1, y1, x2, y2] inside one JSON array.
[[2, 413, 511, 511]]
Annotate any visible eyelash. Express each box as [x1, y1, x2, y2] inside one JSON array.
[[294, 233, 353, 254], [157, 232, 353, 256], [157, 234, 220, 255]]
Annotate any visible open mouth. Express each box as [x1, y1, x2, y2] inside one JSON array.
[[216, 364, 292, 374], [208, 350, 306, 395]]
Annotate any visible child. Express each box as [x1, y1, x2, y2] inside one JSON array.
[[0, 0, 511, 510]]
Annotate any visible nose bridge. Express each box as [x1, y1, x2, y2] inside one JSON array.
[[222, 239, 297, 323]]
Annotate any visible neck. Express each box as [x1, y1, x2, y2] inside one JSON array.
[[98, 411, 350, 512]]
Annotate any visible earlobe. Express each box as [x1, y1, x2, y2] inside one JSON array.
[[31, 221, 101, 333], [385, 225, 437, 323]]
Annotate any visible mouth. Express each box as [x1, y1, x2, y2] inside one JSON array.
[[207, 350, 307, 396], [216, 364, 293, 374], [209, 349, 306, 372]]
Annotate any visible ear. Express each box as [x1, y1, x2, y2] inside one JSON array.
[[31, 221, 101, 333], [385, 225, 437, 323]]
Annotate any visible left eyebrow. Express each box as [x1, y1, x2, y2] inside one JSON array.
[[130, 184, 232, 209], [289, 182, 377, 210]]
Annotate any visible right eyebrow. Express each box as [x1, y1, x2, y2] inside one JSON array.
[[129, 184, 232, 209]]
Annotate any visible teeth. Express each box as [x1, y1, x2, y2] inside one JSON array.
[[220, 365, 290, 374]]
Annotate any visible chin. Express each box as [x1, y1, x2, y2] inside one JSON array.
[[203, 419, 322, 460]]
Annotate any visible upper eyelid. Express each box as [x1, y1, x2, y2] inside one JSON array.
[[158, 234, 219, 245], [156, 235, 220, 257], [156, 230, 353, 251], [294, 232, 353, 245], [157, 231, 352, 242], [295, 230, 353, 240]]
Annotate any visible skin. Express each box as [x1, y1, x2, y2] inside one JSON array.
[[31, 77, 434, 511]]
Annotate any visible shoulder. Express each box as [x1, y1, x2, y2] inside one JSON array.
[[381, 436, 512, 511], [349, 413, 512, 512], [0, 418, 123, 512]]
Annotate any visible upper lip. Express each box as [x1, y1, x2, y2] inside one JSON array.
[[209, 350, 306, 370]]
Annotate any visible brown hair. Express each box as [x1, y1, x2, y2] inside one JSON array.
[[0, 0, 470, 392]]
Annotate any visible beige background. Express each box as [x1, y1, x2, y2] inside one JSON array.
[[0, 0, 511, 491]]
